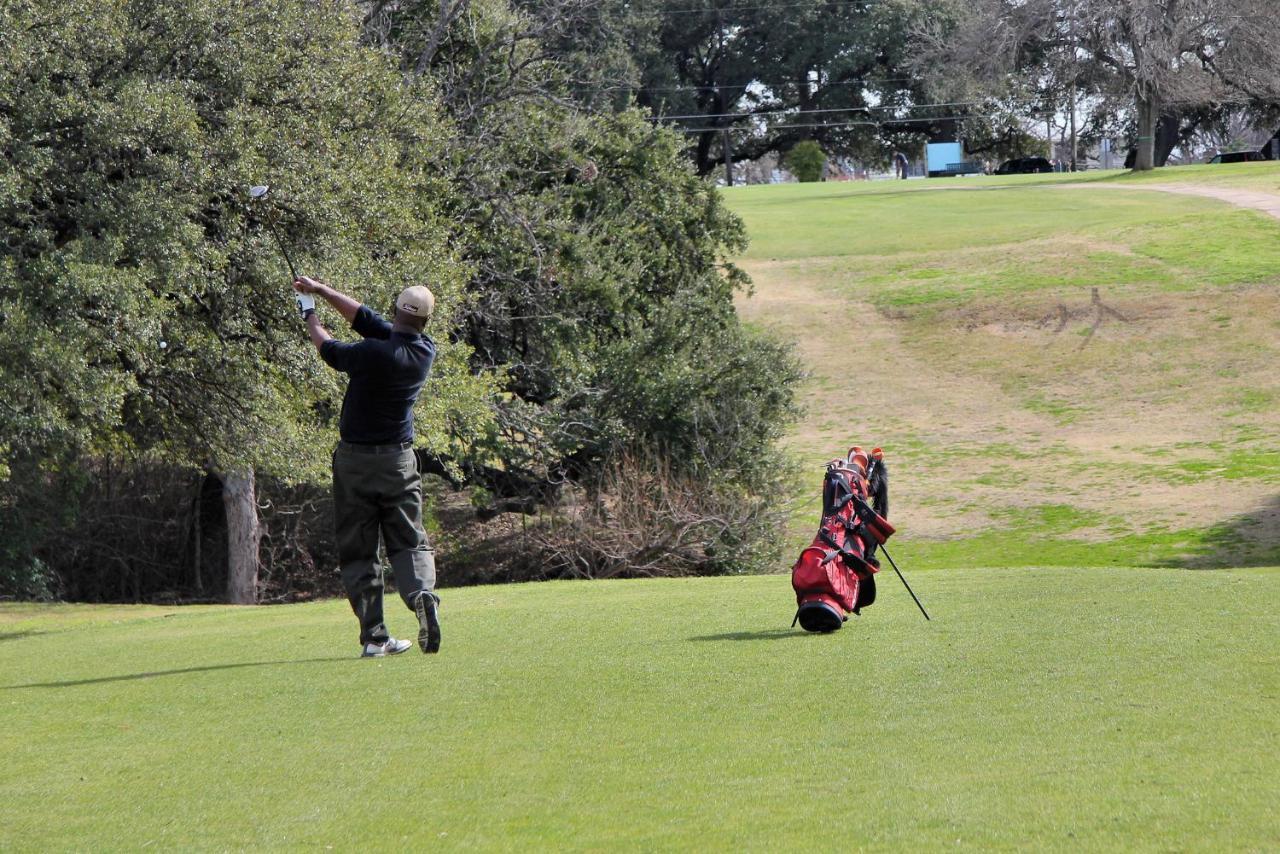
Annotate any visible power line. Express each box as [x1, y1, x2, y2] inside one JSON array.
[[673, 114, 1028, 132], [572, 77, 921, 94], [648, 99, 1045, 122], [637, 0, 896, 16]]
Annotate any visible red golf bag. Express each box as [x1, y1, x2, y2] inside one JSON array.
[[791, 447, 895, 632]]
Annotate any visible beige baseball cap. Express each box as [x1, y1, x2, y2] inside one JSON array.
[[396, 285, 435, 318]]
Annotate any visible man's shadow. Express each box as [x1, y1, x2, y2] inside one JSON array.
[[2, 656, 353, 690], [688, 628, 817, 642]]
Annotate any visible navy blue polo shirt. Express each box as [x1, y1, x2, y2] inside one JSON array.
[[320, 305, 436, 445]]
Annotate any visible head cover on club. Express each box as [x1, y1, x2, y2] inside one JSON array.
[[396, 285, 435, 319]]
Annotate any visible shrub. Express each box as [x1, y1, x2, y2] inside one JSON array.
[[0, 453, 343, 603], [785, 140, 827, 182], [525, 450, 794, 580]]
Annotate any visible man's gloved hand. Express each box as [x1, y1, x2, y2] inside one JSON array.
[[296, 292, 316, 319]]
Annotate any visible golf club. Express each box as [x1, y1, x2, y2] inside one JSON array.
[[248, 184, 299, 280]]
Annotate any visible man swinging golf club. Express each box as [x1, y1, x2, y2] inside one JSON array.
[[292, 275, 442, 657]]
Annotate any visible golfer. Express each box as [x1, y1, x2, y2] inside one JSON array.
[[893, 151, 909, 180], [293, 275, 442, 658]]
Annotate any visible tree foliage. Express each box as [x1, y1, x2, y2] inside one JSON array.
[[0, 0, 489, 480], [922, 0, 1280, 170], [1, 0, 802, 599], [364, 0, 802, 514], [589, 0, 945, 175], [784, 141, 827, 182], [0, 0, 494, 599]]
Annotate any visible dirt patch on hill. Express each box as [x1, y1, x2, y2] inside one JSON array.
[[739, 261, 1280, 541]]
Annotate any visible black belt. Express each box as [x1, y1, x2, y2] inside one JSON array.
[[337, 441, 414, 455]]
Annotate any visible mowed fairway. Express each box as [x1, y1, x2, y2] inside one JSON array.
[[2, 570, 1278, 851], [5, 166, 1280, 851], [729, 165, 1280, 568]]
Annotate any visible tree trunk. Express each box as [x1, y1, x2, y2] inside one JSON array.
[[1133, 90, 1159, 171], [221, 468, 260, 604], [695, 130, 716, 176], [722, 129, 734, 186], [1154, 111, 1181, 167]]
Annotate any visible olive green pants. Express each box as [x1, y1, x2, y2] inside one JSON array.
[[333, 444, 436, 646]]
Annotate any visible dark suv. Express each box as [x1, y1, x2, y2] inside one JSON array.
[[1209, 151, 1264, 164], [995, 157, 1054, 174]]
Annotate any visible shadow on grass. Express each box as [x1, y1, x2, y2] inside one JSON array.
[[1160, 494, 1280, 569], [2, 656, 353, 690], [689, 628, 814, 642], [0, 630, 44, 643]]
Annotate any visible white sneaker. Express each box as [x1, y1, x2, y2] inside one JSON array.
[[361, 637, 411, 658]]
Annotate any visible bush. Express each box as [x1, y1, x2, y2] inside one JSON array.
[[0, 555, 55, 602], [525, 451, 793, 580], [0, 453, 343, 603], [785, 140, 827, 182]]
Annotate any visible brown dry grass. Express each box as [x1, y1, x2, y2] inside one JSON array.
[[740, 249, 1280, 541]]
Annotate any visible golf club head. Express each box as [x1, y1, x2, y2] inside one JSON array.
[[249, 185, 270, 199]]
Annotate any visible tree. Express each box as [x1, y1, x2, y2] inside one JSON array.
[[924, 0, 1280, 171], [0, 0, 491, 601], [784, 141, 827, 182], [362, 0, 802, 569], [1, 0, 804, 600], [610, 0, 942, 176]]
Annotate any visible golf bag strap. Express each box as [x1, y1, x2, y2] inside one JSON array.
[[819, 529, 868, 571], [818, 530, 852, 560]]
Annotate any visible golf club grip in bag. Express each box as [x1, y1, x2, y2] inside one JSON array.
[[791, 449, 894, 632]]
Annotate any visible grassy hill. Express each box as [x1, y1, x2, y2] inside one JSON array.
[[728, 164, 1280, 569], [3, 570, 1278, 850]]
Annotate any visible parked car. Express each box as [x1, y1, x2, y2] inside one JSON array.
[[1209, 150, 1265, 164], [995, 157, 1054, 174]]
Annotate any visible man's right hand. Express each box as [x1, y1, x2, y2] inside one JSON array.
[[295, 276, 360, 324]]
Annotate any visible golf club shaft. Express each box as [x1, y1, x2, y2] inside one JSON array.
[[879, 545, 930, 621], [265, 221, 299, 280]]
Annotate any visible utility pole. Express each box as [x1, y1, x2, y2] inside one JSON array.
[[1046, 107, 1054, 161], [1069, 81, 1078, 171], [722, 129, 734, 186], [1066, 2, 1080, 172]]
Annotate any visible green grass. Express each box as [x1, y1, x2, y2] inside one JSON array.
[[729, 167, 1280, 568], [1107, 160, 1280, 193], [10, 163, 1280, 851], [3, 573, 1278, 850], [727, 174, 1280, 268], [727, 178, 1214, 262]]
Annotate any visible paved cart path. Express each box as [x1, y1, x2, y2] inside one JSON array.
[[1062, 181, 1280, 220]]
